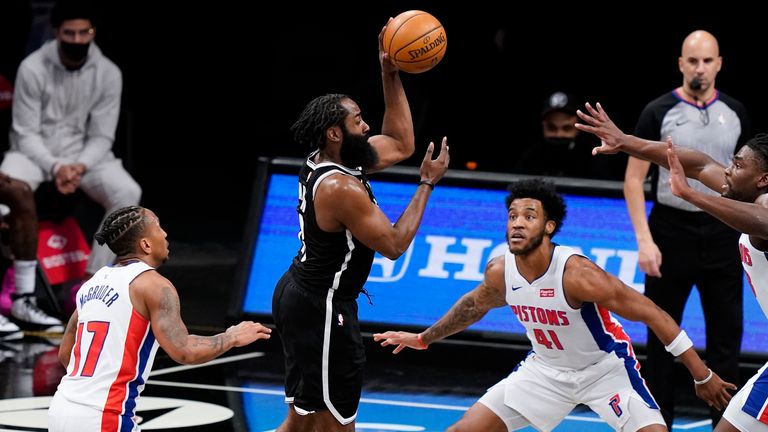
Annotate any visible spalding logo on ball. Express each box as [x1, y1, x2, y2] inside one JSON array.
[[383, 10, 447, 74]]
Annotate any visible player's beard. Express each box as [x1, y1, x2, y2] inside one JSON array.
[[509, 228, 546, 256], [720, 178, 744, 201], [340, 130, 378, 170], [722, 187, 753, 203]]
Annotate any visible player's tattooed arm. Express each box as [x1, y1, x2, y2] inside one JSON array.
[[188, 332, 230, 354], [149, 281, 236, 364], [155, 285, 188, 346], [422, 256, 507, 345], [155, 285, 230, 355], [58, 310, 80, 367], [141, 270, 269, 365]]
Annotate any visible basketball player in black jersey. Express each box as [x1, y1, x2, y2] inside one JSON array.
[[271, 19, 450, 432]]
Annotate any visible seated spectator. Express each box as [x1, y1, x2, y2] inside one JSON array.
[[512, 91, 626, 180], [0, 200, 24, 340], [0, 0, 140, 332]]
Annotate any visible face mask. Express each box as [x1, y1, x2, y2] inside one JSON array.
[[60, 41, 90, 65], [544, 137, 576, 149]]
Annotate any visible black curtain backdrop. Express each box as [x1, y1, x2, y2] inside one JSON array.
[[31, 1, 767, 238]]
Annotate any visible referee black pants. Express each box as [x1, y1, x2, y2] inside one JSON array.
[[643, 204, 743, 428]]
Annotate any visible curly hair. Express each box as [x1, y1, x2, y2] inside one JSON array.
[[505, 179, 567, 237], [50, 0, 99, 28], [290, 93, 349, 150], [745, 133, 768, 172], [94, 206, 147, 256]]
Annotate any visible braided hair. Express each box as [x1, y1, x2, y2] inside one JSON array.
[[94, 206, 147, 256], [505, 179, 567, 237], [290, 93, 349, 150]]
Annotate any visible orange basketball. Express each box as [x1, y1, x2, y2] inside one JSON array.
[[383, 10, 447, 74]]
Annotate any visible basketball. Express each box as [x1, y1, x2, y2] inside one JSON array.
[[383, 10, 447, 74]]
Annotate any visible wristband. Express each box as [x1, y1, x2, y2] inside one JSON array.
[[416, 333, 428, 349], [418, 180, 434, 190], [693, 368, 713, 386], [664, 330, 693, 357]]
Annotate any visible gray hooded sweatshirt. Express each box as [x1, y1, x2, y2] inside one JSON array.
[[9, 39, 122, 175]]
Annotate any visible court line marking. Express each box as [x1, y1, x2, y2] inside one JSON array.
[[147, 354, 711, 430], [673, 419, 711, 430], [148, 380, 284, 396], [147, 380, 468, 411], [149, 352, 265, 376], [145, 379, 710, 430]]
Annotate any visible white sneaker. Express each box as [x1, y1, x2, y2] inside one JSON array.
[[10, 295, 64, 333], [0, 314, 23, 341], [0, 341, 20, 364]]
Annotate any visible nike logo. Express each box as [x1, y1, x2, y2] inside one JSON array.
[[511, 286, 523, 291], [676, 118, 690, 126]]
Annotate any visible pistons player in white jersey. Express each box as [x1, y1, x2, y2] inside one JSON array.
[[375, 179, 734, 431], [577, 102, 768, 431], [48, 206, 272, 432]]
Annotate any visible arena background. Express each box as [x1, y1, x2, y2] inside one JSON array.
[[0, 3, 764, 429], [2, 0, 766, 285], [35, 1, 754, 244]]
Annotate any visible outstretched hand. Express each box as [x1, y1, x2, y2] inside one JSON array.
[[666, 137, 693, 199], [574, 102, 629, 156], [693, 370, 737, 411], [373, 331, 427, 354], [226, 321, 272, 347], [419, 137, 450, 185]]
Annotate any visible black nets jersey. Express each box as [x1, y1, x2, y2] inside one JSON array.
[[288, 153, 376, 300]]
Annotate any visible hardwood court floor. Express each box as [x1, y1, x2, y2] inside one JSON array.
[[0, 334, 715, 432], [0, 241, 720, 431]]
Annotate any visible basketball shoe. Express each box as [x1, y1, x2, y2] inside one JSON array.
[[0, 313, 23, 341], [11, 294, 64, 333]]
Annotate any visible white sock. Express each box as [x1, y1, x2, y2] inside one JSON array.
[[13, 260, 36, 296]]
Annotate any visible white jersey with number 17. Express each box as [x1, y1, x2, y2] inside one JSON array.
[[52, 261, 159, 431]]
